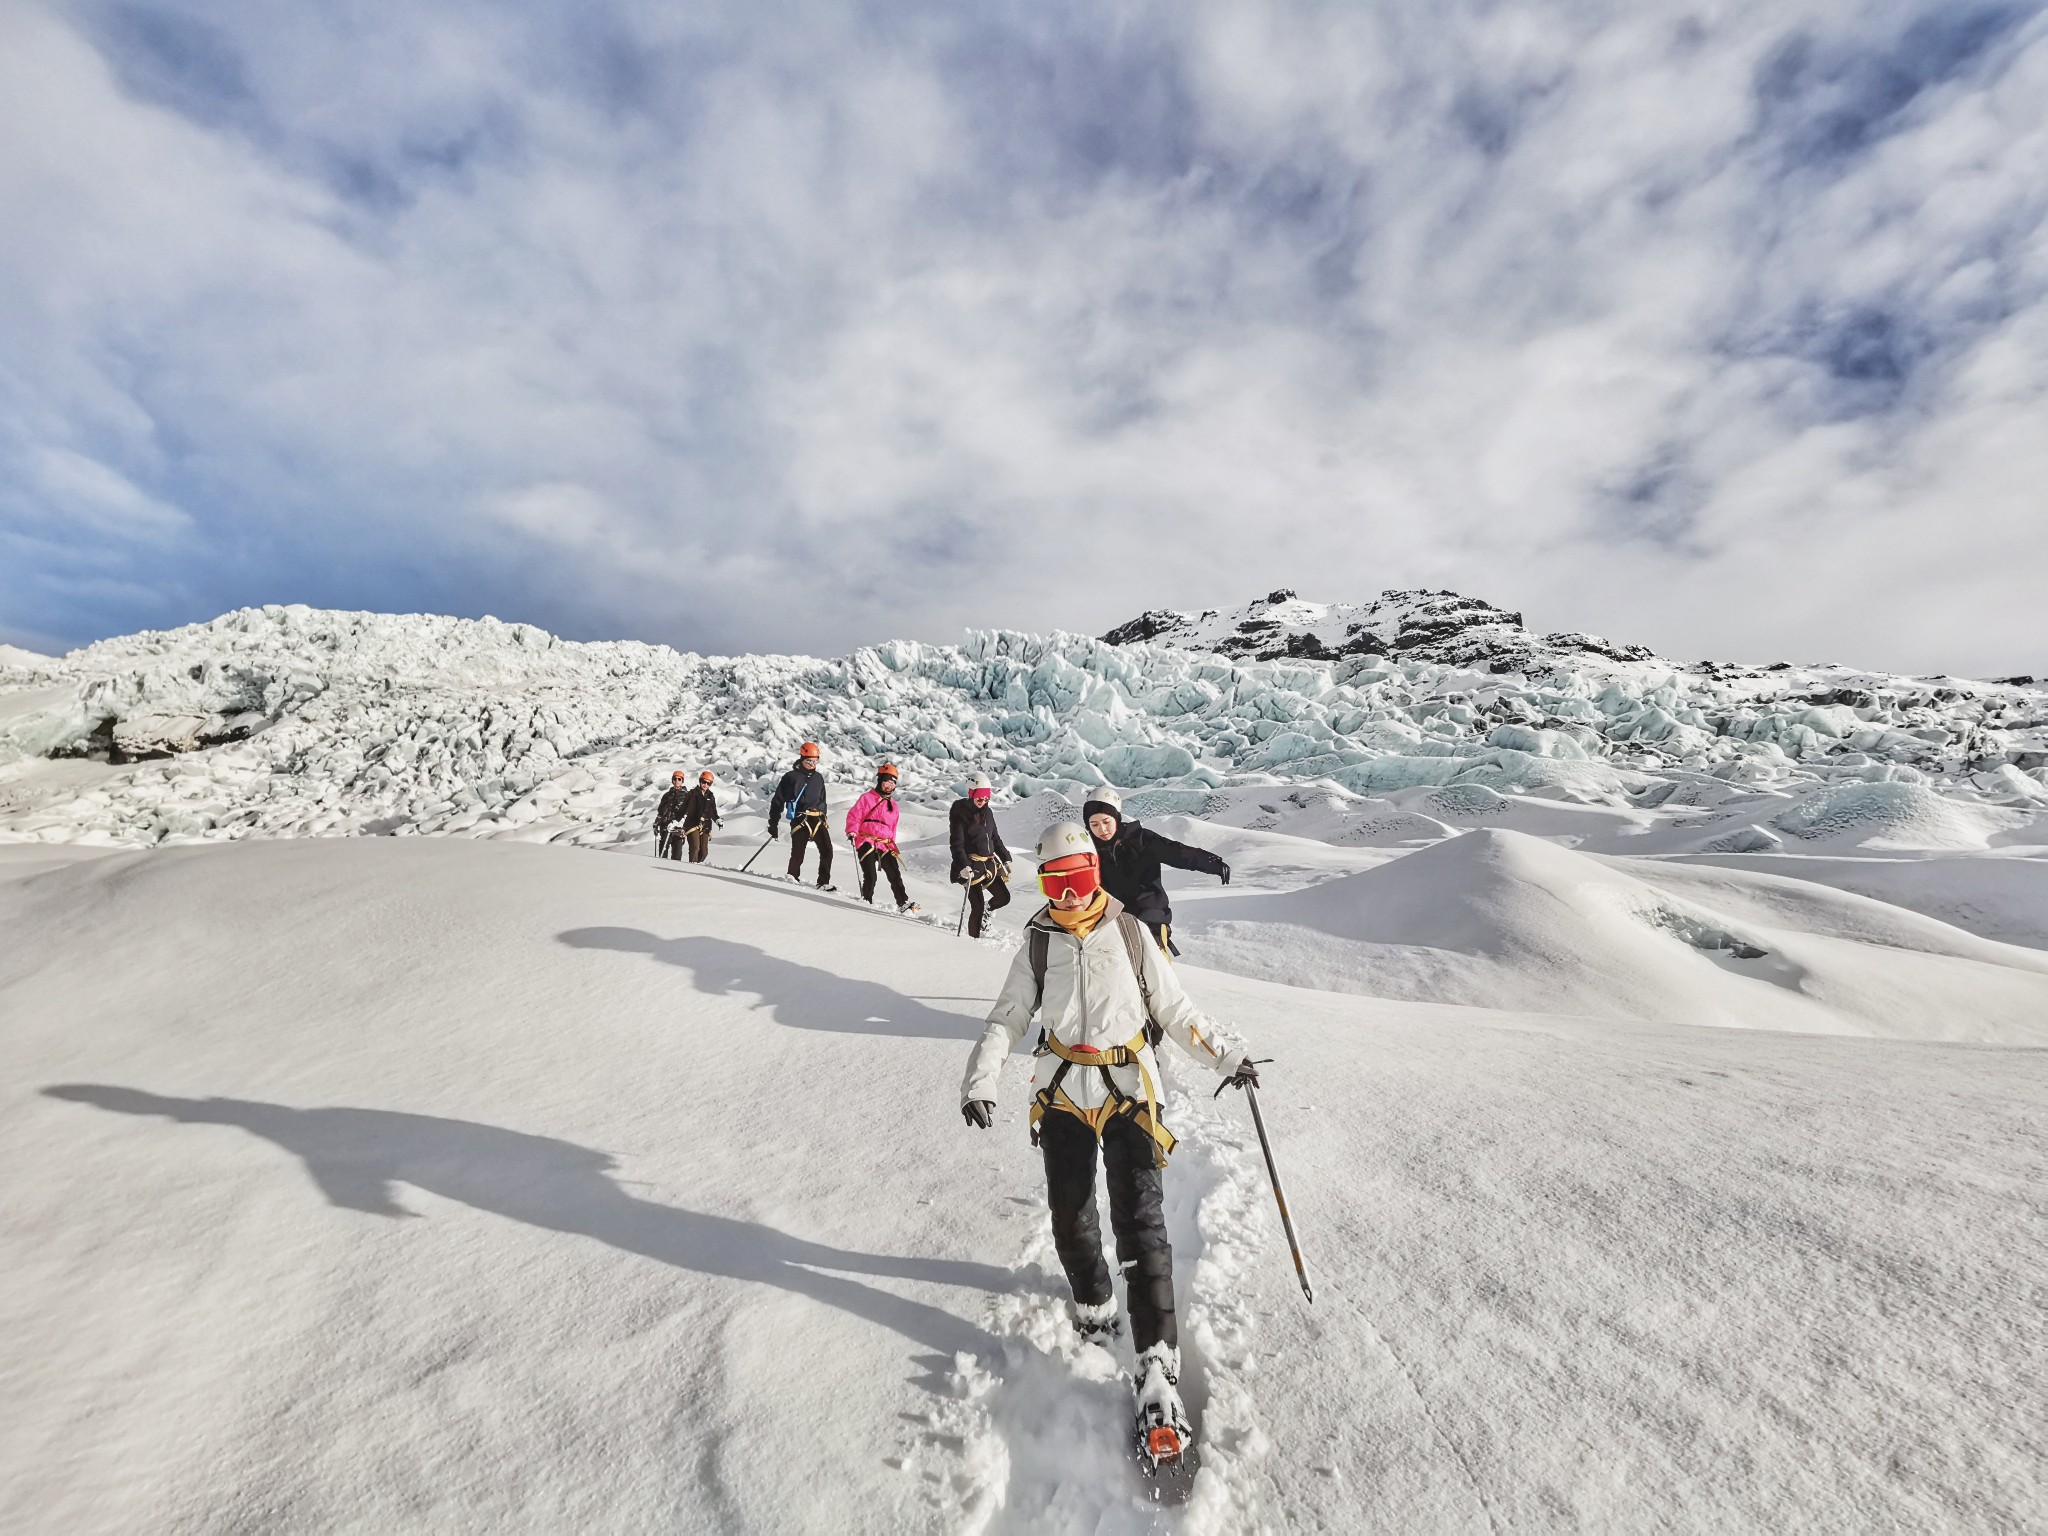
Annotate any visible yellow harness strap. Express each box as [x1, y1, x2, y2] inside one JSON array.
[[1030, 1030, 1177, 1167]]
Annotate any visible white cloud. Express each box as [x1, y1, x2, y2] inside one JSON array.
[[0, 0, 2043, 673]]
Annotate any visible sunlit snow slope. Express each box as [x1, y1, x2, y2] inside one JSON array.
[[4, 839, 2043, 1533]]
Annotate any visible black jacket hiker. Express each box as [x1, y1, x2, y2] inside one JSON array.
[[655, 785, 721, 862], [768, 767, 828, 827], [1089, 820, 1227, 937], [949, 798, 1014, 939], [769, 765, 833, 885], [948, 799, 1012, 877], [654, 786, 692, 838]]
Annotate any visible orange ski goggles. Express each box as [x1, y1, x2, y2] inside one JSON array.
[[1037, 852, 1101, 902]]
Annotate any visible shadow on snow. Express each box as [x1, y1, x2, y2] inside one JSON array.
[[556, 926, 981, 1041], [43, 1084, 1009, 1359]]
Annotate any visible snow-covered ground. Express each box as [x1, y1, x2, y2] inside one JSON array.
[[3, 595, 2045, 1528], [4, 837, 2042, 1532]]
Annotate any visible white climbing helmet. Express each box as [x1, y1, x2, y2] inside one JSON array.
[[1085, 785, 1122, 810], [1036, 821, 1096, 864], [971, 772, 992, 791]]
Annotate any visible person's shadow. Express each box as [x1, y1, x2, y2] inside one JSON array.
[[558, 928, 981, 1041], [43, 1085, 1010, 1359]]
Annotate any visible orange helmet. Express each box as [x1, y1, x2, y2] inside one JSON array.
[[799, 741, 820, 759], [671, 769, 686, 782], [877, 762, 898, 781], [699, 770, 714, 783]]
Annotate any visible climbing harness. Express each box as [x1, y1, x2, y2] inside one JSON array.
[[1024, 913, 1178, 1167]]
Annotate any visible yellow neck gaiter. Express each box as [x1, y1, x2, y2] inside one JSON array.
[[1047, 889, 1110, 940]]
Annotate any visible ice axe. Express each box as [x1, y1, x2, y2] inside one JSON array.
[[1217, 1062, 1314, 1305], [739, 834, 775, 874]]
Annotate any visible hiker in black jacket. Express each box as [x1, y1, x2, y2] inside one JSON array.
[[677, 771, 722, 863], [1082, 785, 1229, 953], [655, 770, 723, 861], [767, 742, 835, 889], [949, 772, 1013, 938], [653, 771, 692, 860]]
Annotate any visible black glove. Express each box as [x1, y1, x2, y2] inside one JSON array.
[[769, 824, 781, 839], [952, 867, 968, 885], [1216, 1058, 1266, 1096], [962, 1100, 994, 1130], [1218, 862, 1232, 886]]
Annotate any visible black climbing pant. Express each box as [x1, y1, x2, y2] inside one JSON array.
[[1039, 1110, 1176, 1352], [857, 845, 908, 905], [787, 812, 833, 884], [966, 867, 1010, 937]]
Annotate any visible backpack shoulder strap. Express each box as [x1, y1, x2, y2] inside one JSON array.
[[1029, 927, 1050, 1012], [1115, 914, 1156, 1015]]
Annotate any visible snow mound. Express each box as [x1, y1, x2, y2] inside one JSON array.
[[1176, 829, 2048, 1040], [1769, 780, 2028, 851]]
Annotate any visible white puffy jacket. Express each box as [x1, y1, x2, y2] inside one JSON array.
[[961, 898, 1247, 1118]]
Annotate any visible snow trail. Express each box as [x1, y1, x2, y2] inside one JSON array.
[[936, 1086, 1287, 1533]]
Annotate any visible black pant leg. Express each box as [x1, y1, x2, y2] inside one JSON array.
[[857, 845, 879, 902], [785, 822, 805, 878], [1103, 1115, 1176, 1351], [987, 876, 1011, 912], [881, 851, 908, 905], [814, 825, 833, 884], [967, 881, 986, 937], [1040, 1112, 1113, 1308]]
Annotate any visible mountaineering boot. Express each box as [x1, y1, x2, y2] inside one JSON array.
[[897, 900, 921, 915], [818, 882, 837, 893], [1133, 1342, 1192, 1470], [1072, 1298, 1121, 1343]]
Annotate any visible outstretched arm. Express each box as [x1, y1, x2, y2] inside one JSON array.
[[1142, 827, 1228, 879]]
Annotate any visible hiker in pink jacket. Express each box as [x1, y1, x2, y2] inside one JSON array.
[[846, 764, 917, 912]]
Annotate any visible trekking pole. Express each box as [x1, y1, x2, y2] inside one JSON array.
[[955, 885, 971, 937], [1249, 1083, 1313, 1304], [739, 835, 774, 874], [1218, 1067, 1312, 1304]]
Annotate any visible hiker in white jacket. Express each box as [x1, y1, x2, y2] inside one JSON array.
[[960, 821, 1259, 1466]]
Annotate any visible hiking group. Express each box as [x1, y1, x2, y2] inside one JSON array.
[[653, 770, 720, 863], [650, 747, 1261, 1469]]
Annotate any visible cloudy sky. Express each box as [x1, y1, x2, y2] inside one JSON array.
[[2, 1, 2044, 675]]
